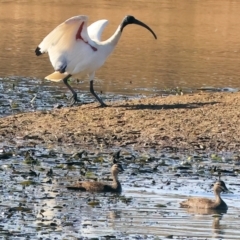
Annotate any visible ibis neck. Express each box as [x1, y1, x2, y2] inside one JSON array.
[[101, 26, 122, 56], [107, 25, 122, 47]]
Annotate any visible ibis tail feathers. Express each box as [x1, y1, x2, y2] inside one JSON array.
[[35, 47, 42, 56], [45, 72, 68, 82]]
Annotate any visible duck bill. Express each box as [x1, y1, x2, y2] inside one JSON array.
[[222, 186, 229, 192], [118, 166, 124, 172], [133, 19, 157, 39]]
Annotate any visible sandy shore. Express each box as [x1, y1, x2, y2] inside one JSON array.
[[1, 91, 240, 153]]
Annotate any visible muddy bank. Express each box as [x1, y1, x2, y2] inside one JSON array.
[[0, 92, 240, 152]]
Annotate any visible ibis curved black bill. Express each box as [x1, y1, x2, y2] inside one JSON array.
[[133, 18, 157, 39], [121, 15, 157, 39]]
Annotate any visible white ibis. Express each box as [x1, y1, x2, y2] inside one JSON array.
[[35, 15, 157, 106]]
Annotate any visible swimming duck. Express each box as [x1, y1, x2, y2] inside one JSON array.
[[180, 181, 229, 210], [67, 163, 124, 193]]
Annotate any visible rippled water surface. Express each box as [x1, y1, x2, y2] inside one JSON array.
[[0, 145, 240, 239], [0, 0, 240, 96]]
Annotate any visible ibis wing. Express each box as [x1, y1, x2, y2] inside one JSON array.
[[87, 19, 109, 41], [36, 15, 99, 74], [37, 15, 93, 54]]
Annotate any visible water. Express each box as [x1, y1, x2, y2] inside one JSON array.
[[0, 0, 240, 96], [0, 146, 239, 239]]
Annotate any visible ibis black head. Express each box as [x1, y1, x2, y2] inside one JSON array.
[[120, 15, 157, 39]]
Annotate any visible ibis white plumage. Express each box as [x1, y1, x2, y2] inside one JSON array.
[[35, 15, 157, 106]]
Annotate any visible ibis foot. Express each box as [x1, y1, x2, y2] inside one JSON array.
[[69, 93, 82, 106], [89, 80, 107, 108], [99, 102, 107, 108]]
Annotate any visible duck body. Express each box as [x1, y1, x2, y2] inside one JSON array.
[[180, 196, 228, 210], [69, 179, 122, 193], [67, 163, 124, 193], [180, 181, 229, 210]]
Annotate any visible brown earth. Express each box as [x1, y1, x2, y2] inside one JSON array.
[[1, 92, 240, 153]]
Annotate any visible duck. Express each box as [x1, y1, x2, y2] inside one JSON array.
[[67, 163, 124, 193], [180, 181, 229, 210]]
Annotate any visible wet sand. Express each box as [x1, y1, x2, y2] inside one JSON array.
[[0, 91, 240, 153]]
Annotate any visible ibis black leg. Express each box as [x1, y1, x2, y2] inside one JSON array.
[[63, 74, 81, 106], [90, 80, 107, 107]]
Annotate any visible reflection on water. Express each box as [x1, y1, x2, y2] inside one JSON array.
[[185, 207, 228, 215], [212, 217, 226, 238], [0, 144, 239, 239], [0, 0, 240, 97]]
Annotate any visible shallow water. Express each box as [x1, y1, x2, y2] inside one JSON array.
[[0, 145, 239, 239], [0, 0, 240, 97]]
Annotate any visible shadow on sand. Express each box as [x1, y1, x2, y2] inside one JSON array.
[[114, 101, 220, 110]]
